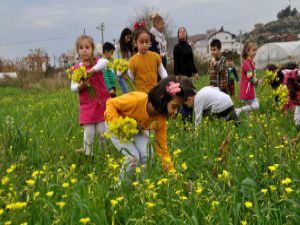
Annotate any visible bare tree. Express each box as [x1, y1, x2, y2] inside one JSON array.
[[26, 47, 50, 71]]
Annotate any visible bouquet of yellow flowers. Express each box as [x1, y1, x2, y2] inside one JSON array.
[[112, 59, 128, 74], [263, 69, 278, 86], [66, 66, 95, 97], [66, 66, 88, 82], [105, 117, 139, 143], [273, 84, 289, 110]]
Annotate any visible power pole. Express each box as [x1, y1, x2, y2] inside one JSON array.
[[83, 28, 86, 35], [96, 22, 105, 45]]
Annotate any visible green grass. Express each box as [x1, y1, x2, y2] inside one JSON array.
[[0, 74, 299, 225]]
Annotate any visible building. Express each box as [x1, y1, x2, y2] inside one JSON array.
[[192, 27, 243, 58]]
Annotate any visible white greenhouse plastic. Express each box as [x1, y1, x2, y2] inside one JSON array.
[[255, 41, 300, 69]]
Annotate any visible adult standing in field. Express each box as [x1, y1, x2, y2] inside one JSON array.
[[114, 28, 134, 94], [173, 27, 199, 79], [173, 27, 199, 123], [149, 13, 168, 74]]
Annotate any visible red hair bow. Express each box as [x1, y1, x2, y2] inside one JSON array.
[[133, 21, 146, 30]]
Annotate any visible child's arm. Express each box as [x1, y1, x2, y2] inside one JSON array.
[[155, 118, 174, 173], [158, 63, 168, 79], [127, 69, 134, 79], [104, 93, 137, 122], [70, 80, 87, 92], [128, 58, 135, 79], [103, 70, 112, 92], [87, 58, 109, 76], [194, 98, 204, 126]]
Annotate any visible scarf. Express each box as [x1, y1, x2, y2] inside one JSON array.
[[150, 27, 167, 57]]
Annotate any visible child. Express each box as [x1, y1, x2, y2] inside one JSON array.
[[235, 40, 259, 116], [102, 42, 116, 97], [104, 76, 184, 179], [149, 13, 167, 69], [128, 23, 168, 93], [184, 86, 238, 125], [70, 35, 111, 156], [226, 53, 239, 96], [208, 39, 228, 93], [280, 67, 300, 130], [114, 28, 133, 93]]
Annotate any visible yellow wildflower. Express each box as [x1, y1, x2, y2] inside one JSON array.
[[282, 178, 292, 185], [146, 202, 155, 208], [240, 220, 247, 225], [70, 164, 76, 170], [56, 201, 66, 209], [71, 178, 77, 184], [79, 217, 90, 224], [116, 196, 124, 201], [181, 163, 188, 171], [157, 178, 168, 185], [195, 187, 203, 195], [62, 183, 69, 188], [135, 167, 141, 174], [261, 189, 268, 194], [1, 176, 9, 185], [6, 202, 27, 210], [269, 185, 277, 192], [26, 179, 35, 186], [6, 164, 16, 174], [46, 191, 54, 198], [180, 196, 187, 201], [212, 201, 219, 207], [285, 187, 293, 194], [244, 201, 253, 208], [111, 199, 118, 207]]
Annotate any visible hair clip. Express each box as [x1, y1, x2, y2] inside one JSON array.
[[133, 21, 146, 30], [166, 81, 181, 96]]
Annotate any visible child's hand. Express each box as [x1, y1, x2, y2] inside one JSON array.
[[78, 80, 87, 91], [109, 89, 116, 97], [86, 68, 95, 77], [210, 58, 216, 65], [194, 73, 199, 80], [116, 70, 122, 77]]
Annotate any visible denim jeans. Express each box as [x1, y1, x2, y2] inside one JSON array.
[[117, 76, 129, 93]]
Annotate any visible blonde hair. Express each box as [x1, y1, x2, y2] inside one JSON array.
[[150, 13, 163, 27], [242, 40, 257, 59], [75, 35, 95, 66]]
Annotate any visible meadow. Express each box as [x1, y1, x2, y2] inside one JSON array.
[[0, 74, 299, 225]]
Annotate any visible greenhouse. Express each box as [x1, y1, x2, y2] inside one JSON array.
[[255, 41, 300, 69]]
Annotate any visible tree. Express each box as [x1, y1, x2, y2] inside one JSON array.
[[26, 47, 50, 71], [291, 8, 298, 16], [128, 6, 175, 54], [277, 6, 298, 19]]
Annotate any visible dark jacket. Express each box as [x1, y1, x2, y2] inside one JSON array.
[[173, 40, 197, 77]]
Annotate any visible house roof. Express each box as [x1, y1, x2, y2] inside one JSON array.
[[208, 26, 236, 40]]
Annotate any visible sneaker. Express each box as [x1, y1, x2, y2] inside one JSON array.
[[75, 148, 94, 159]]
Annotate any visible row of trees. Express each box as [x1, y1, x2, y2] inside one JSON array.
[[0, 48, 50, 72]]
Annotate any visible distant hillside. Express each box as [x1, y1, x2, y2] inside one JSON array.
[[243, 13, 300, 46]]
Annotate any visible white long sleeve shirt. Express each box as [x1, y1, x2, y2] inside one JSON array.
[[70, 58, 108, 92], [194, 86, 233, 125]]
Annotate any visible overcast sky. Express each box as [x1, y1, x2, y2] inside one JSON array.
[[0, 0, 299, 64]]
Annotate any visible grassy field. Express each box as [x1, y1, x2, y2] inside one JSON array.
[[0, 74, 299, 225]]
